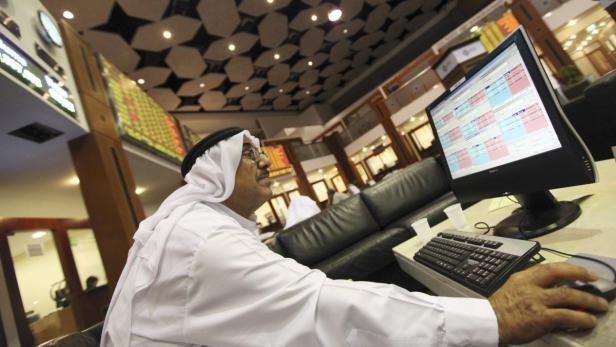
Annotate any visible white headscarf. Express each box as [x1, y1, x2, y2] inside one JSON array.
[[103, 130, 259, 346]]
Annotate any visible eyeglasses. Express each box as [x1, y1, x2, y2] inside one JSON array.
[[241, 144, 266, 162]]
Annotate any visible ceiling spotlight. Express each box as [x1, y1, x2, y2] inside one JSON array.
[[343, 28, 348, 34], [570, 34, 577, 39], [362, 147, 367, 152], [577, 46, 583, 51], [32, 231, 47, 239], [400, 131, 405, 135], [586, 36, 592, 41], [306, 90, 310, 94], [311, 14, 318, 22], [600, 22, 606, 27], [279, 88, 284, 93], [543, 12, 552, 19], [410, 116, 416, 122], [273, 181, 280, 187], [470, 25, 480, 33], [419, 116, 425, 121], [274, 53, 280, 60], [199, 83, 205, 88], [66, 176, 80, 185], [137, 78, 145, 85], [370, 145, 375, 150], [135, 187, 146, 195], [307, 60, 313, 66], [162, 30, 172, 39], [381, 135, 387, 141], [228, 43, 236, 51], [244, 85, 250, 91], [564, 41, 572, 46], [568, 19, 577, 27], [581, 41, 588, 46], [62, 10, 74, 20], [328, 9, 342, 22], [267, 0, 274, 3], [318, 169, 323, 173], [592, 29, 599, 35]]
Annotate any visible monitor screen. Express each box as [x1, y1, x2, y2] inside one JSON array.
[[431, 43, 562, 180]]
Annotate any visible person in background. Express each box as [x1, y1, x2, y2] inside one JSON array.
[[101, 127, 609, 347], [327, 188, 350, 206], [284, 195, 320, 229], [347, 180, 361, 195], [85, 276, 98, 291]]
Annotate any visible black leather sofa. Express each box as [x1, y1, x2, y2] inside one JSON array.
[[37, 322, 103, 347], [562, 69, 616, 161], [270, 157, 460, 291]]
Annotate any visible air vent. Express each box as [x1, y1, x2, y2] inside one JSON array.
[[8, 122, 64, 143], [25, 243, 44, 257]]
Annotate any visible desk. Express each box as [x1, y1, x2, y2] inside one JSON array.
[[393, 159, 616, 346]]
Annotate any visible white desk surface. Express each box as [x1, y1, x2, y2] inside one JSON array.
[[392, 159, 616, 347], [394, 159, 616, 265]]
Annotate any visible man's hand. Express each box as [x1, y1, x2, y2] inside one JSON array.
[[489, 263, 610, 345]]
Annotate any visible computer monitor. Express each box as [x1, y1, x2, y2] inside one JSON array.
[[425, 27, 597, 239]]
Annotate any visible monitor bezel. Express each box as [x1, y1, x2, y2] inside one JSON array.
[[425, 27, 596, 203]]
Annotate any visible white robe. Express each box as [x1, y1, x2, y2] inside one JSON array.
[[101, 201, 498, 346]]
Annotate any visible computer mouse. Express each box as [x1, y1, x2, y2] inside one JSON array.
[[554, 278, 616, 302]]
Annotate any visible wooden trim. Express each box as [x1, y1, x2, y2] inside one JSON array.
[[0, 306, 6, 347], [0, 232, 34, 347]]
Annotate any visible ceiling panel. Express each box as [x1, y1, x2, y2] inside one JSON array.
[[43, 0, 454, 113]]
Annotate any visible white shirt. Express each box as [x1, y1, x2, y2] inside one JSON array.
[[101, 202, 499, 346]]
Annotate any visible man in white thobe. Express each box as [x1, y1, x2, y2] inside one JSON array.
[[101, 128, 608, 346]]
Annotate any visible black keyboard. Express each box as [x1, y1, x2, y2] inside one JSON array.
[[413, 231, 540, 297]]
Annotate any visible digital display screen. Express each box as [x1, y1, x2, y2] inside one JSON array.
[[431, 44, 561, 180], [100, 56, 186, 163], [262, 145, 293, 177], [0, 33, 76, 116]]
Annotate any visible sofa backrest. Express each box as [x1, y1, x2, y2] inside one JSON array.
[[360, 157, 450, 228], [276, 195, 379, 266]]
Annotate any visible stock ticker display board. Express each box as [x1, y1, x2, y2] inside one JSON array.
[[100, 56, 186, 164], [262, 145, 293, 177]]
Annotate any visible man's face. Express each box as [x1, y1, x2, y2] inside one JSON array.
[[233, 143, 273, 207]]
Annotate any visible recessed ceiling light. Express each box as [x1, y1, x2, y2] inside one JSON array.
[[62, 10, 74, 20], [318, 169, 323, 173], [410, 116, 416, 122], [419, 116, 425, 121], [328, 9, 342, 22], [577, 46, 583, 51], [570, 34, 577, 39], [568, 19, 577, 26], [564, 41, 572, 46], [592, 29, 599, 35], [543, 12, 552, 18], [400, 131, 405, 135], [599, 22, 606, 27], [370, 145, 375, 150], [199, 83, 205, 88], [244, 86, 250, 91], [323, 174, 328, 179], [278, 88, 283, 93], [586, 36, 592, 41], [273, 181, 280, 187], [274, 53, 280, 60], [343, 28, 348, 34], [162, 30, 172, 39], [137, 78, 145, 85], [470, 25, 480, 33], [32, 231, 47, 239], [66, 176, 80, 185], [307, 60, 313, 66], [381, 135, 387, 141], [267, 0, 274, 3], [306, 90, 310, 94], [228, 43, 236, 51], [581, 41, 588, 46], [362, 147, 367, 152], [311, 14, 318, 22], [135, 187, 146, 195]]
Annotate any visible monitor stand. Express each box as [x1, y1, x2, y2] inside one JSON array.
[[493, 191, 581, 239]]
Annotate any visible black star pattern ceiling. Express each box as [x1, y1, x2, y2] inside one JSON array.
[[42, 0, 448, 113]]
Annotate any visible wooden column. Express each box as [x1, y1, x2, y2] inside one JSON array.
[[61, 21, 145, 288], [280, 141, 318, 202], [370, 97, 418, 167], [508, 0, 577, 77], [603, 1, 616, 22], [323, 132, 363, 186]]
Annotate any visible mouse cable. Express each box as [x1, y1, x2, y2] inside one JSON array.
[[540, 247, 616, 283], [473, 221, 494, 235]]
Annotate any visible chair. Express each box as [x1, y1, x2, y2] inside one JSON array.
[[37, 322, 103, 347]]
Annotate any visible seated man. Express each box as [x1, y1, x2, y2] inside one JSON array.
[[102, 127, 609, 346]]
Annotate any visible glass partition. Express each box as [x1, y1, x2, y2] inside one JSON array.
[[67, 229, 107, 291]]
